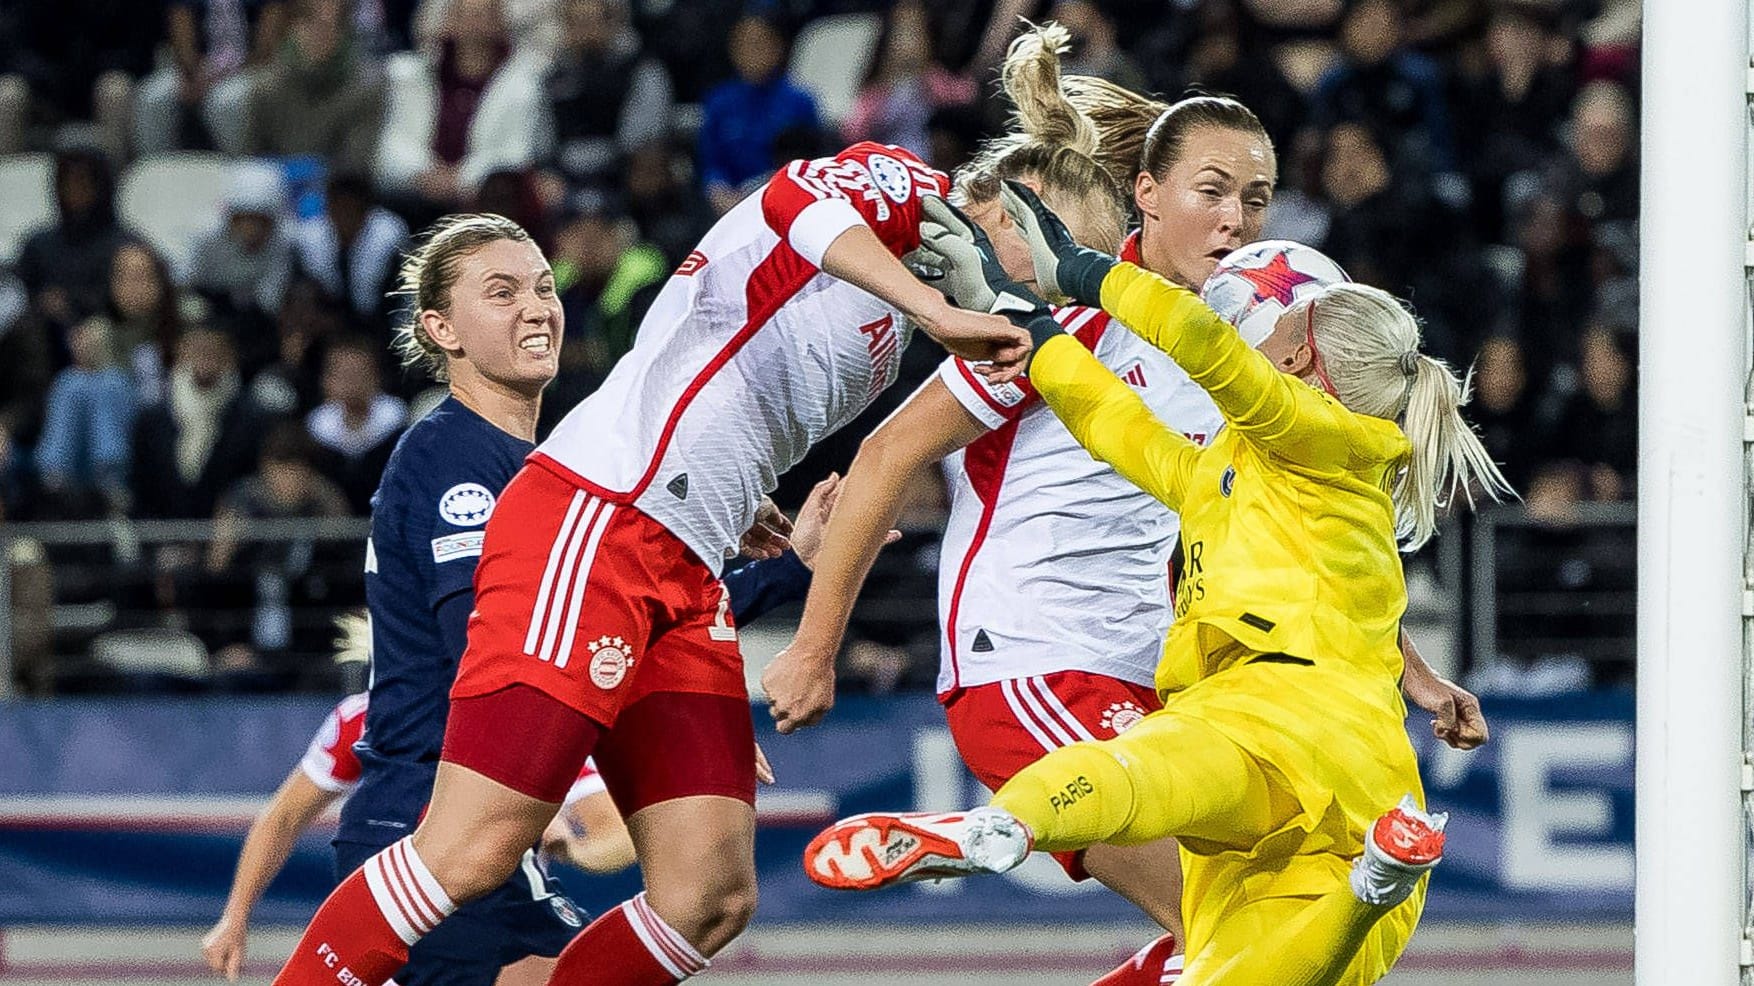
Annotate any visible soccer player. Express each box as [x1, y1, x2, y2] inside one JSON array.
[[805, 190, 1512, 986], [270, 141, 1045, 986], [200, 483, 834, 986], [766, 27, 1484, 986], [202, 689, 367, 983]]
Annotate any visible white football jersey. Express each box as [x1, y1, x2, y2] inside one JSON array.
[[535, 143, 946, 573], [935, 304, 1223, 694]]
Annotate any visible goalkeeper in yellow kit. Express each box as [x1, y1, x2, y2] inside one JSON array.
[[804, 184, 1513, 986]]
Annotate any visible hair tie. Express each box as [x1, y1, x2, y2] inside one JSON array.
[[1399, 351, 1420, 375]]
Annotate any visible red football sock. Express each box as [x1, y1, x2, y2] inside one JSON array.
[[273, 838, 455, 986], [546, 893, 709, 985], [1091, 932, 1183, 986]]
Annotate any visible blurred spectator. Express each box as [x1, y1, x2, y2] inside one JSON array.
[[541, 208, 669, 431], [245, 0, 387, 172], [1548, 323, 1636, 501], [1451, 4, 1574, 241], [546, 0, 675, 190], [1469, 334, 1550, 493], [1050, 0, 1147, 91], [471, 169, 553, 250], [135, 0, 290, 155], [841, 0, 976, 161], [0, 0, 161, 159], [623, 142, 715, 266], [1401, 0, 1491, 49], [16, 146, 128, 340], [412, 0, 565, 64], [0, 274, 49, 515], [189, 163, 296, 326], [208, 421, 349, 572], [1176, 0, 1305, 154], [105, 241, 187, 405], [131, 327, 266, 519], [33, 317, 136, 517], [251, 279, 352, 414], [1544, 80, 1637, 226], [375, 0, 554, 216], [305, 336, 405, 511], [696, 14, 819, 215], [1511, 192, 1592, 378], [1313, 0, 1457, 173], [292, 173, 410, 327], [205, 420, 350, 688]]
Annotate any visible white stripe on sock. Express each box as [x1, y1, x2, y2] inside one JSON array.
[[362, 852, 421, 945], [621, 899, 690, 979]]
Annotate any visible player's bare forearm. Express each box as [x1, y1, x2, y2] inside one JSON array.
[[818, 223, 1029, 375], [795, 379, 983, 656], [820, 223, 956, 328], [223, 771, 338, 919]]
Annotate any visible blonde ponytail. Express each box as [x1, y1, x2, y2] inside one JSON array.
[[1301, 283, 1514, 550], [1001, 23, 1100, 155], [952, 22, 1127, 245]]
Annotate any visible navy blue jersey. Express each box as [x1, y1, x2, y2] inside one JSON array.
[[341, 397, 531, 847], [341, 397, 812, 848]]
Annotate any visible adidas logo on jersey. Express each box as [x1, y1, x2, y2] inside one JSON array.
[[667, 473, 689, 500], [587, 636, 632, 689], [1120, 362, 1148, 388], [1100, 701, 1146, 734], [971, 629, 994, 653]]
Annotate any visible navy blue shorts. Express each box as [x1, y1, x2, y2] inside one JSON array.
[[335, 840, 587, 986]]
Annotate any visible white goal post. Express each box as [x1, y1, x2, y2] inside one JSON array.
[[1636, 1, 1751, 983]]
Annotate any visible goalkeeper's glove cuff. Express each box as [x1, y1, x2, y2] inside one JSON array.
[[1022, 312, 1064, 352], [1059, 249, 1117, 308]]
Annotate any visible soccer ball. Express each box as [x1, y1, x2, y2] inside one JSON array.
[[1200, 240, 1350, 347]]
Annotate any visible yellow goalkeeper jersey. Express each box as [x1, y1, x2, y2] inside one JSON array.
[[1029, 262, 1412, 695]]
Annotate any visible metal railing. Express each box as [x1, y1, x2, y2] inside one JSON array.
[[1467, 502, 1637, 682], [0, 517, 371, 699]]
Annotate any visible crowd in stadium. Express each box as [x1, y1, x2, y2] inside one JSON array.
[[0, 0, 1639, 693]]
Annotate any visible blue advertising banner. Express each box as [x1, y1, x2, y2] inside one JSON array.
[[0, 692, 1633, 925]]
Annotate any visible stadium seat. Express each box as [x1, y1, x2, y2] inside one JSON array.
[[0, 153, 54, 264], [788, 13, 882, 125], [117, 152, 237, 279], [88, 628, 212, 683]]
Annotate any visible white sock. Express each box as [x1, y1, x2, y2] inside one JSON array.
[[362, 837, 458, 945], [625, 892, 710, 979]]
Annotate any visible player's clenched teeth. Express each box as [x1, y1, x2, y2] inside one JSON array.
[[519, 334, 553, 355]]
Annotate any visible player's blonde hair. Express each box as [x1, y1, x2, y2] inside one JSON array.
[[1296, 283, 1514, 550], [392, 213, 535, 382], [332, 609, 371, 665], [954, 23, 1128, 249]]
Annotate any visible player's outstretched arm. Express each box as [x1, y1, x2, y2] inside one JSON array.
[[201, 769, 340, 981], [766, 382, 982, 734], [818, 223, 1032, 381], [1399, 628, 1489, 750]]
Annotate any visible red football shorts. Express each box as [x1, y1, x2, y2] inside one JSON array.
[[447, 460, 753, 811], [942, 669, 1162, 879]]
